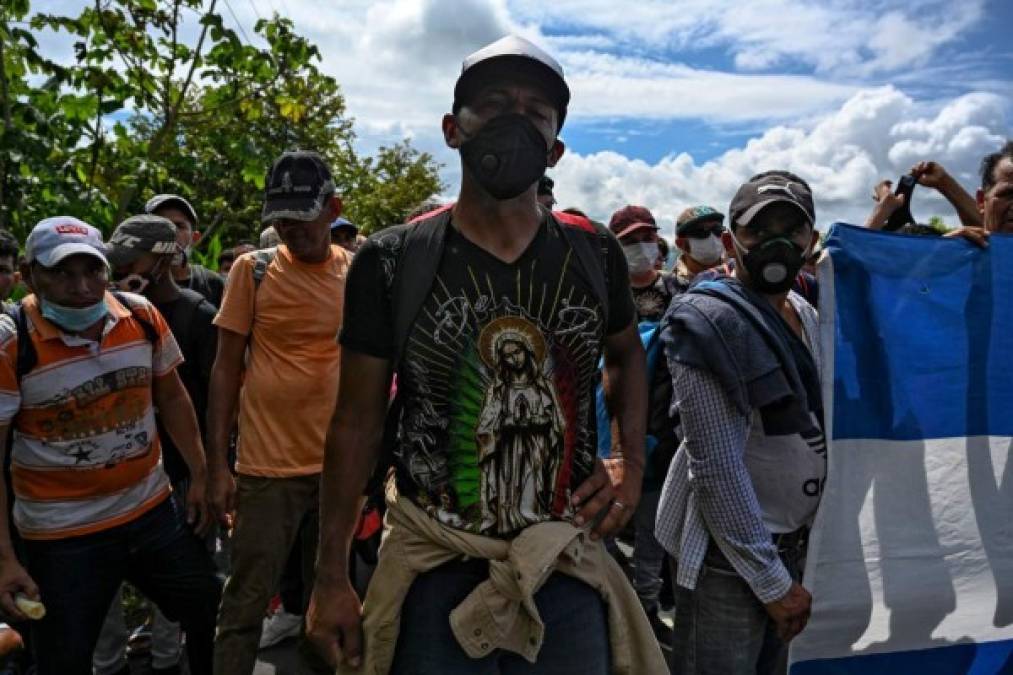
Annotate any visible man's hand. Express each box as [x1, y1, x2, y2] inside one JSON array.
[[208, 463, 236, 529], [0, 557, 39, 623], [571, 457, 641, 540], [944, 226, 990, 248], [764, 582, 812, 643], [910, 161, 951, 190], [306, 576, 364, 669], [865, 180, 905, 230], [184, 474, 213, 537]]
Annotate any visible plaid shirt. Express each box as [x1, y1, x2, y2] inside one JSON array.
[[655, 364, 796, 604]]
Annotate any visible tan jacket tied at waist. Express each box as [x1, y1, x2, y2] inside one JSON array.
[[339, 479, 668, 675]]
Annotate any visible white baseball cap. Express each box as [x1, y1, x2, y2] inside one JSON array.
[[26, 216, 108, 268]]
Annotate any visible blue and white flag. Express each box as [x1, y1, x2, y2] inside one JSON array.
[[790, 224, 1013, 674]]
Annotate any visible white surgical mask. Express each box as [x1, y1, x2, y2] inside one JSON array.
[[622, 242, 659, 276], [687, 234, 725, 266]]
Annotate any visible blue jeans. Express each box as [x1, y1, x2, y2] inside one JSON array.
[[391, 558, 611, 675], [23, 497, 221, 675], [670, 542, 803, 675]]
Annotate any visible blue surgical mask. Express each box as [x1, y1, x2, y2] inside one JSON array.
[[39, 297, 108, 333]]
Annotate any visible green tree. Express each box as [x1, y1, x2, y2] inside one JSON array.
[[0, 0, 442, 245], [927, 215, 952, 234]]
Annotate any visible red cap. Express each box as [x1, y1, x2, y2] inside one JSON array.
[[608, 205, 658, 239]]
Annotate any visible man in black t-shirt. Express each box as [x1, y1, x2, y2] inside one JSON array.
[[145, 194, 225, 307], [94, 214, 218, 675], [308, 36, 651, 674]]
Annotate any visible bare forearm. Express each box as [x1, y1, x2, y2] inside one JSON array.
[[605, 351, 647, 471], [939, 175, 983, 228], [0, 477, 16, 562], [206, 365, 241, 470], [316, 415, 383, 584], [0, 429, 18, 560], [156, 382, 208, 479]]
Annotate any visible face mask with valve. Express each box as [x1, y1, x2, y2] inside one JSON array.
[[730, 231, 807, 294], [459, 113, 551, 201]]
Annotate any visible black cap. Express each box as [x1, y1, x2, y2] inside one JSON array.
[[106, 214, 179, 267], [262, 151, 336, 225], [729, 171, 815, 230], [454, 35, 570, 132]]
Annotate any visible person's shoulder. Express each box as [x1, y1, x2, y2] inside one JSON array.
[[787, 289, 818, 319], [0, 307, 17, 348], [112, 290, 154, 310], [178, 287, 216, 313]]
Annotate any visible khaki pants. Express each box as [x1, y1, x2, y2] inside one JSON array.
[[213, 473, 329, 675]]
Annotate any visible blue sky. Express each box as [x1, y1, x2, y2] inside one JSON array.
[[33, 0, 1013, 229]]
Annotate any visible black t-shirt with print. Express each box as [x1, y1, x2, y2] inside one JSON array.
[[631, 271, 677, 323], [341, 217, 635, 536]]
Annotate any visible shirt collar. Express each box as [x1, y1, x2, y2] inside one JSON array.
[[23, 291, 128, 342]]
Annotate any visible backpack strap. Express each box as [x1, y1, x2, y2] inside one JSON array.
[[252, 247, 278, 290], [110, 292, 159, 345], [390, 206, 454, 367], [552, 208, 611, 329], [9, 304, 35, 385]]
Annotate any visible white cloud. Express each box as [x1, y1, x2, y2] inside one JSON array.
[[510, 0, 986, 77], [548, 87, 1008, 232], [29, 0, 1007, 232], [563, 51, 857, 122]]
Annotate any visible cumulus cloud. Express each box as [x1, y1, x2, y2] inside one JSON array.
[[549, 87, 1008, 231]]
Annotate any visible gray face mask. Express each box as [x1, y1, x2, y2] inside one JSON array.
[[622, 242, 659, 276]]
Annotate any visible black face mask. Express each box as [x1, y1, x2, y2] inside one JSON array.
[[732, 235, 806, 294], [459, 113, 549, 201]]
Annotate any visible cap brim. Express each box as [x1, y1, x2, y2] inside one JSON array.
[[677, 214, 725, 235], [736, 198, 813, 229], [454, 57, 570, 130], [615, 222, 658, 240], [262, 195, 325, 225], [35, 243, 108, 268], [146, 195, 199, 226], [105, 245, 145, 268]]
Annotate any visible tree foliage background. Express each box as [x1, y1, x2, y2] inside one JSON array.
[[0, 0, 443, 248]]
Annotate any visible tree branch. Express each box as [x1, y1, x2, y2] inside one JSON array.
[[0, 19, 13, 229], [112, 0, 218, 224]]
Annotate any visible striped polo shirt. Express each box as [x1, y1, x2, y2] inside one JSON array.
[[0, 292, 181, 540]]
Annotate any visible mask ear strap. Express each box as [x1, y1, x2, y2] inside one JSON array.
[[729, 229, 749, 257]]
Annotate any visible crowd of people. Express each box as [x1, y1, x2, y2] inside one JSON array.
[[0, 33, 1009, 675]]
